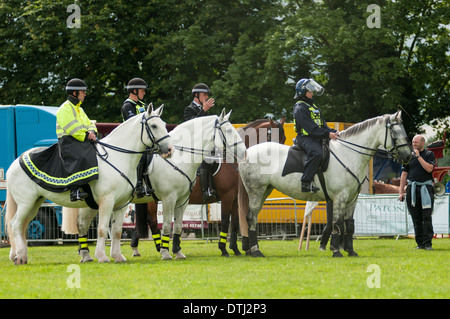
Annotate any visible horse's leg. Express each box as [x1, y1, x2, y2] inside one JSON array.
[[172, 203, 188, 260], [148, 202, 162, 252], [160, 201, 173, 261], [77, 208, 97, 263], [229, 199, 242, 256], [329, 218, 344, 258], [219, 201, 231, 257], [319, 200, 333, 251], [110, 207, 127, 263], [247, 186, 273, 258], [343, 203, 358, 257], [9, 199, 43, 265], [95, 200, 114, 263]]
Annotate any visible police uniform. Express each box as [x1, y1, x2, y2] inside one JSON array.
[[183, 100, 207, 122], [121, 78, 153, 198], [56, 91, 98, 201], [293, 96, 336, 186], [183, 83, 216, 202]]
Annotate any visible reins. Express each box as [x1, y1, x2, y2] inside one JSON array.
[[329, 116, 409, 200], [94, 112, 169, 211]]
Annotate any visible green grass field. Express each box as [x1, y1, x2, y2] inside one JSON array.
[[0, 238, 448, 299]]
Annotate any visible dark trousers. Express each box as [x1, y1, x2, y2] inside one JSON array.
[[406, 185, 434, 248], [296, 136, 323, 183]]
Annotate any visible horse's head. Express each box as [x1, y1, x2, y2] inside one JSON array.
[[385, 111, 412, 164], [214, 109, 246, 162], [142, 103, 174, 158], [239, 117, 287, 148]]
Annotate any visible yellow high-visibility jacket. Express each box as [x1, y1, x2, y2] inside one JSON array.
[[56, 98, 97, 141]]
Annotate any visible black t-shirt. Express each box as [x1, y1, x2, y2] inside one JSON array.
[[402, 149, 435, 182]]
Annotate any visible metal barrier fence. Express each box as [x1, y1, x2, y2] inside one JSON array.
[[1, 202, 99, 245]]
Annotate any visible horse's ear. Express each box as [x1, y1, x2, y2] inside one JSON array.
[[219, 108, 226, 120], [269, 118, 275, 125], [280, 116, 286, 125], [392, 110, 402, 122], [154, 104, 164, 117], [225, 110, 232, 121], [147, 102, 154, 115]]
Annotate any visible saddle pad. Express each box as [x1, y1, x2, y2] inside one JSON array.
[[281, 144, 330, 177], [19, 141, 98, 193], [281, 146, 306, 177]]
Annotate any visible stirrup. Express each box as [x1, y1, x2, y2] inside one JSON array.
[[70, 189, 88, 202], [301, 182, 320, 193]]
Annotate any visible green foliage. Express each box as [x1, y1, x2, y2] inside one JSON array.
[[0, 0, 448, 132]]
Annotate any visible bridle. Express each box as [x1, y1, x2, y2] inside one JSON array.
[[174, 117, 244, 161], [329, 116, 411, 199], [94, 112, 171, 210], [140, 113, 171, 154], [336, 117, 411, 161]]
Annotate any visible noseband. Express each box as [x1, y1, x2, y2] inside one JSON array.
[[141, 113, 171, 154]]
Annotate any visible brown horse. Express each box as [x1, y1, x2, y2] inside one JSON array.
[[133, 117, 286, 257]]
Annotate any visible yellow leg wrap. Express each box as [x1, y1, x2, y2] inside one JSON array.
[[161, 234, 170, 249], [152, 233, 162, 246], [78, 236, 89, 250], [220, 232, 227, 244]]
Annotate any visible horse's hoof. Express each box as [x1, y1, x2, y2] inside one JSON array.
[[231, 247, 242, 256], [220, 249, 230, 257], [14, 257, 27, 265], [319, 245, 327, 251], [97, 257, 110, 263], [160, 249, 172, 260], [245, 250, 252, 256], [332, 251, 343, 257], [251, 250, 265, 257], [79, 250, 94, 263], [113, 255, 127, 263], [175, 251, 186, 260], [347, 251, 359, 257], [132, 253, 141, 257]]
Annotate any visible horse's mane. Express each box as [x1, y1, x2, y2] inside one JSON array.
[[339, 114, 396, 139]]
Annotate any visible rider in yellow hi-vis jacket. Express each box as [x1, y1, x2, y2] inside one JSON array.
[[56, 78, 98, 201]]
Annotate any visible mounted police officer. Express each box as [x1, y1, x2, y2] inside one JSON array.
[[121, 77, 153, 198], [293, 78, 339, 193], [56, 78, 98, 201], [183, 83, 216, 202]]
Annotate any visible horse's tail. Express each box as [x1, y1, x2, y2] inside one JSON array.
[[5, 188, 17, 246], [61, 207, 79, 234], [135, 203, 150, 238], [238, 172, 249, 237]]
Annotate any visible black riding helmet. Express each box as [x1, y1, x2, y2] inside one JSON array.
[[127, 77, 148, 95], [66, 78, 87, 92], [192, 83, 211, 99]]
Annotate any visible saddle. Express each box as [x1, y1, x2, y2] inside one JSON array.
[[281, 140, 330, 177], [19, 141, 99, 209]]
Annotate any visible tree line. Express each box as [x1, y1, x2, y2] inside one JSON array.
[[0, 0, 448, 139]]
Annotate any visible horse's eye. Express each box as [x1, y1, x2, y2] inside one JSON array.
[[151, 124, 157, 129]]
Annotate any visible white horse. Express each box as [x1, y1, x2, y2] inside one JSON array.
[[238, 111, 412, 257], [76, 109, 247, 262], [5, 104, 173, 265]]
